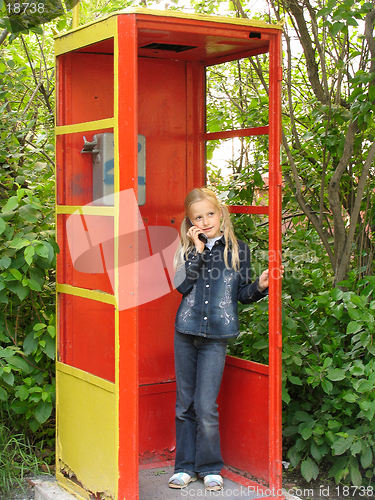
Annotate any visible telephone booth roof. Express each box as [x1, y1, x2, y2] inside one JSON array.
[[55, 7, 283, 63]]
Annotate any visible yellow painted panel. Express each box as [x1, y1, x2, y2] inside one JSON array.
[[56, 363, 116, 498], [56, 205, 115, 216], [57, 285, 116, 306], [55, 118, 114, 136], [56, 472, 91, 500], [54, 17, 116, 55]]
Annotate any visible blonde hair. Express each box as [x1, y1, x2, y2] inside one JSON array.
[[174, 187, 240, 271]]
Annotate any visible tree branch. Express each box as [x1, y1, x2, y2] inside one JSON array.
[[335, 140, 375, 284], [282, 130, 335, 269], [0, 29, 8, 46]]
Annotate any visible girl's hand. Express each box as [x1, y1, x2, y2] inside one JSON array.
[[258, 266, 284, 292], [187, 226, 205, 253], [258, 269, 269, 292]]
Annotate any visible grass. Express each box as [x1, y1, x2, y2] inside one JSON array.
[[0, 422, 47, 498]]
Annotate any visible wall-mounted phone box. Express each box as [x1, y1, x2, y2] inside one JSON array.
[[83, 133, 146, 206]]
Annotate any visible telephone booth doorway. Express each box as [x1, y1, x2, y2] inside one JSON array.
[[54, 9, 283, 500]]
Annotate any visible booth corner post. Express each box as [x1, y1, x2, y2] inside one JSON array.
[[54, 9, 283, 500]]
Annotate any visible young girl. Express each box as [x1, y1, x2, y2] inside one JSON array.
[[169, 187, 269, 492]]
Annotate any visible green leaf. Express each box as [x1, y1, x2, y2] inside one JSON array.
[[253, 170, 263, 187], [301, 457, 319, 482], [25, 278, 42, 291], [349, 457, 362, 486], [6, 281, 29, 301], [343, 393, 356, 403], [17, 385, 29, 401], [35, 400, 52, 424], [19, 204, 40, 223], [332, 436, 354, 455], [301, 427, 313, 440], [328, 456, 349, 483], [23, 331, 39, 355], [327, 368, 346, 381], [35, 243, 49, 259], [2, 370, 14, 386], [288, 375, 303, 385], [283, 425, 298, 437], [331, 304, 343, 319], [294, 411, 314, 423], [0, 256, 11, 269], [331, 288, 344, 301], [287, 445, 302, 467], [330, 21, 346, 36], [33, 323, 46, 331], [0, 387, 8, 401], [369, 85, 375, 102], [357, 380, 374, 393], [47, 325, 56, 338], [24, 246, 35, 266], [9, 268, 22, 281], [2, 196, 18, 213], [282, 387, 290, 404], [0, 217, 6, 235], [360, 445, 373, 469], [348, 307, 362, 320], [42, 333, 55, 360], [347, 321, 362, 334], [8, 356, 31, 374]]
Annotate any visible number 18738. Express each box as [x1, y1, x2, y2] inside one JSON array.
[[336, 485, 374, 497], [6, 2, 45, 14]]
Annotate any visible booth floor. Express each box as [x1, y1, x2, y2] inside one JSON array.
[[33, 465, 300, 500], [140, 465, 266, 500]]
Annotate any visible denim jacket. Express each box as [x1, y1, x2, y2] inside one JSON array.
[[174, 236, 268, 339]]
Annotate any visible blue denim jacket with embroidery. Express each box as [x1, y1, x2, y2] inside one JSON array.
[[174, 236, 268, 339]]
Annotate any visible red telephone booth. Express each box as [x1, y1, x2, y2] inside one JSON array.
[[55, 8, 283, 500]]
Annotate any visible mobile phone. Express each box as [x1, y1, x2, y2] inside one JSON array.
[[186, 218, 208, 244]]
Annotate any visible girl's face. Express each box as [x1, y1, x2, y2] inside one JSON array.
[[188, 199, 222, 239]]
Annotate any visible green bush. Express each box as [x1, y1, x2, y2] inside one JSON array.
[[229, 223, 375, 486], [0, 29, 57, 450], [0, 186, 57, 436]]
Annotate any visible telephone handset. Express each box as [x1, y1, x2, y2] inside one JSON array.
[[186, 218, 208, 244]]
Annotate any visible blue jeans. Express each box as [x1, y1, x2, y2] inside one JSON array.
[[174, 330, 227, 477]]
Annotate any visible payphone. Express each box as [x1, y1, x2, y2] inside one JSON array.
[[82, 133, 146, 206]]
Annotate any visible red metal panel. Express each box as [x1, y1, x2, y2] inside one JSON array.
[[218, 356, 269, 481], [56, 53, 72, 127], [59, 52, 114, 126], [58, 294, 115, 382], [205, 126, 269, 141], [138, 57, 188, 216], [57, 214, 114, 294], [186, 61, 205, 190], [139, 383, 176, 462], [56, 129, 113, 207], [116, 14, 139, 500], [267, 31, 283, 492], [229, 205, 269, 215]]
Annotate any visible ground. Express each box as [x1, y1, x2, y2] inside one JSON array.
[[282, 467, 374, 500], [4, 468, 375, 500]]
